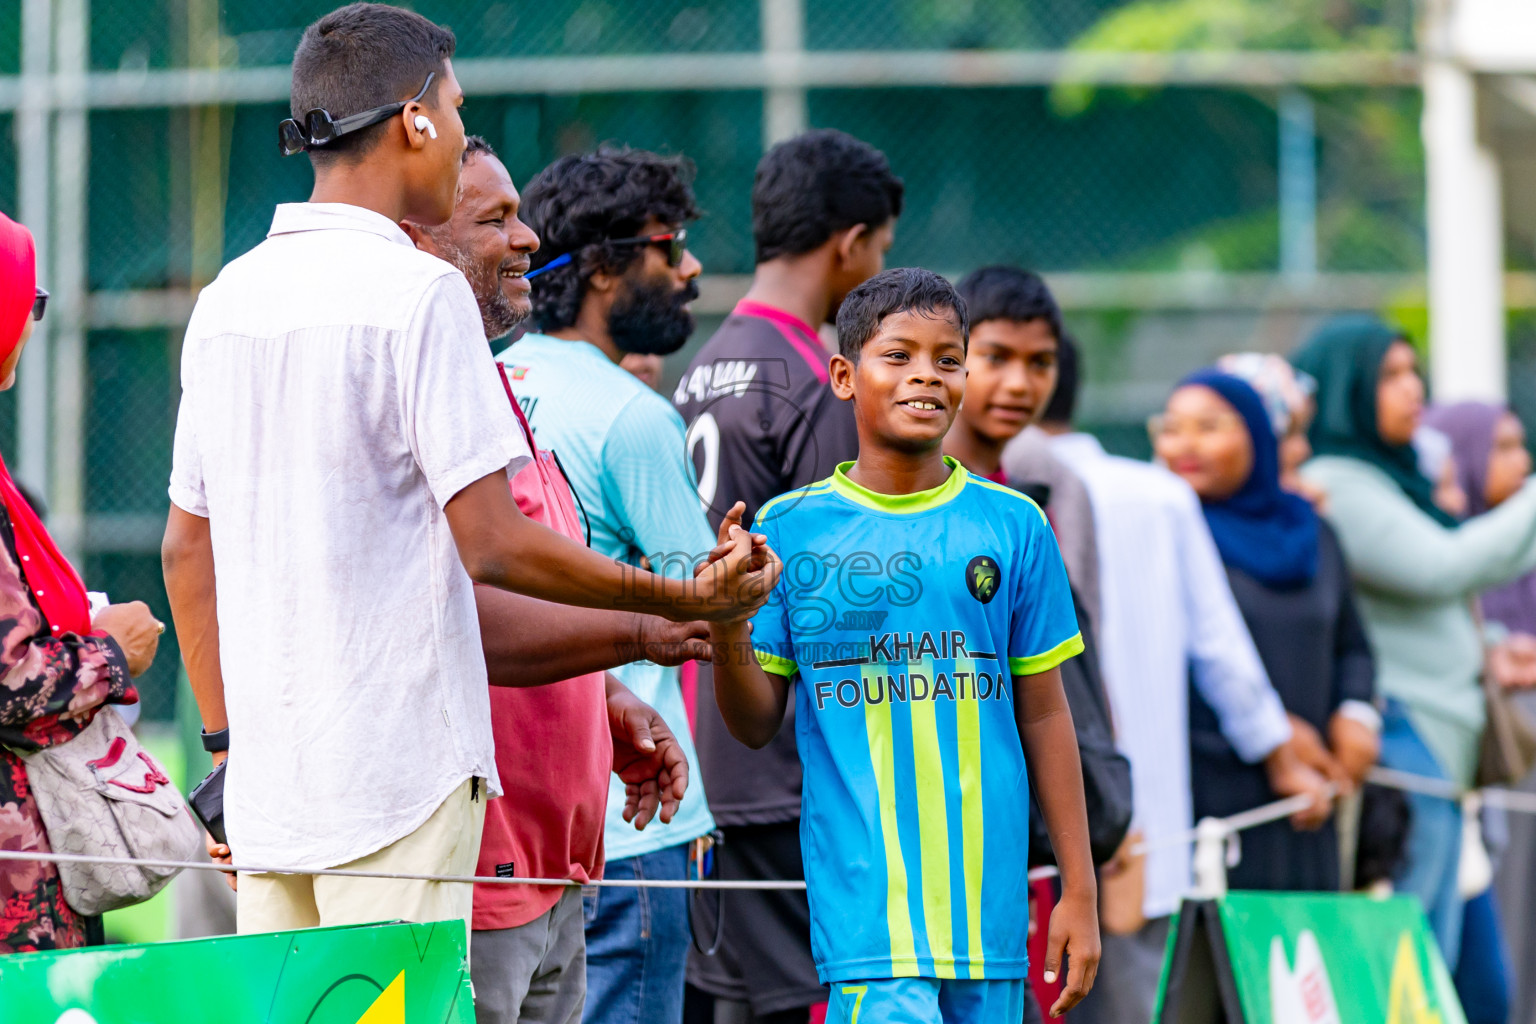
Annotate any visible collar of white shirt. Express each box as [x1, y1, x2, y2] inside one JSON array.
[[266, 201, 413, 247]]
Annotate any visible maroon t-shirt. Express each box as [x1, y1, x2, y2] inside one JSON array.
[[673, 300, 859, 826], [473, 381, 611, 931]]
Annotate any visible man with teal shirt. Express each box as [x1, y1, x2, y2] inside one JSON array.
[[502, 147, 715, 1024]]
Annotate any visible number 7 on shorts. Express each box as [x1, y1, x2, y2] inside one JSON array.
[[840, 985, 868, 1024]]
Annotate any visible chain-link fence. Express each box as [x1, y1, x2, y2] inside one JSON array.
[[5, 0, 1445, 723]]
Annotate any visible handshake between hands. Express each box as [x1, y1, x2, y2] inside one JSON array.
[[631, 501, 778, 667], [206, 503, 781, 885], [611, 502, 778, 833]]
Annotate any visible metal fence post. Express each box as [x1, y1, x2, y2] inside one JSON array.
[[50, 0, 87, 561], [16, 0, 52, 500], [1191, 817, 1230, 900], [1278, 88, 1318, 281], [761, 0, 807, 148]]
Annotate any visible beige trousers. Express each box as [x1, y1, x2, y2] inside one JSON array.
[[237, 777, 486, 937]]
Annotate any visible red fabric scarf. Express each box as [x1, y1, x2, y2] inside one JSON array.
[[0, 213, 90, 637]]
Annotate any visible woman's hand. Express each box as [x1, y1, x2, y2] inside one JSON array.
[[1286, 713, 1352, 794], [1263, 738, 1336, 830], [93, 601, 162, 677], [1488, 634, 1536, 690], [1327, 713, 1379, 789]]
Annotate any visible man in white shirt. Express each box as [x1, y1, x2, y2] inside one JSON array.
[[160, 2, 774, 937], [1032, 335, 1329, 1024]]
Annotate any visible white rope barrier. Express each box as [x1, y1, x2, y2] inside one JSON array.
[[1365, 765, 1536, 814], [0, 847, 805, 889], [1133, 764, 1528, 865], [0, 767, 1519, 892]]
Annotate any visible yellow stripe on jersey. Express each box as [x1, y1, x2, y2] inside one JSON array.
[[753, 480, 834, 528], [968, 474, 1051, 527], [956, 656, 986, 979], [909, 660, 955, 978], [755, 649, 797, 677], [864, 664, 917, 973], [1008, 633, 1086, 677]]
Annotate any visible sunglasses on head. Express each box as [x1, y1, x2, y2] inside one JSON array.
[[31, 287, 47, 323], [525, 228, 688, 280], [278, 72, 435, 158]]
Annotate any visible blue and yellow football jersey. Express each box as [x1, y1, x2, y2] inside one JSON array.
[[749, 458, 1083, 984]]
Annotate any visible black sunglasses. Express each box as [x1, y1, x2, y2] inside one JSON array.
[[525, 228, 689, 280], [611, 228, 688, 267], [31, 287, 47, 323], [278, 72, 435, 158]]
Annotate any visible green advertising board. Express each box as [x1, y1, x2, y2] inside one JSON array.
[[0, 919, 474, 1023], [1155, 894, 1465, 1024]]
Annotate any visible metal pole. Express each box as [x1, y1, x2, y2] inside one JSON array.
[[1422, 1, 1506, 400], [50, 0, 88, 559], [760, 0, 807, 148], [15, 0, 52, 498], [188, 0, 226, 291], [1278, 88, 1318, 280], [0, 50, 1428, 111]]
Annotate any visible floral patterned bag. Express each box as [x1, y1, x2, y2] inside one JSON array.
[[17, 705, 203, 915]]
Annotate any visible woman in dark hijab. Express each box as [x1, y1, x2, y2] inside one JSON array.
[[1153, 369, 1376, 891], [1292, 315, 1536, 965]]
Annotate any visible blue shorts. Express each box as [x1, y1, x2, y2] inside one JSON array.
[[827, 977, 1028, 1024]]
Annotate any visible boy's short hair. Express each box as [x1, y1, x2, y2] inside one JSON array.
[[291, 3, 455, 165], [752, 129, 905, 265], [1040, 332, 1080, 425], [521, 146, 701, 334], [835, 267, 968, 363], [955, 265, 1063, 343]]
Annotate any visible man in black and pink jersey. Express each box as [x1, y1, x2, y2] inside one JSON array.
[[673, 128, 903, 1024]]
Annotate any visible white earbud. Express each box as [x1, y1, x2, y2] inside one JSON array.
[[413, 115, 437, 139]]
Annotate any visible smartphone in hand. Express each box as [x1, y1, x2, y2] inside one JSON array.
[[187, 761, 226, 846]]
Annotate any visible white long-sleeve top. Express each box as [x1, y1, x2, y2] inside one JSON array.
[[1050, 433, 1292, 918]]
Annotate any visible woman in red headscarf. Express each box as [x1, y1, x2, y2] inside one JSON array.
[[0, 212, 163, 952]]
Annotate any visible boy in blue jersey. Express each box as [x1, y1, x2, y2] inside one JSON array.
[[708, 268, 1100, 1021]]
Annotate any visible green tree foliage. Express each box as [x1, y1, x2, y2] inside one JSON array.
[[1050, 0, 1423, 273]]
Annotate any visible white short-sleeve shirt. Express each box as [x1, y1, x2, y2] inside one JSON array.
[[1049, 432, 1289, 919], [170, 203, 530, 870]]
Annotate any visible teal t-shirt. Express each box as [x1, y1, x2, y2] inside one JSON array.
[[749, 458, 1083, 983]]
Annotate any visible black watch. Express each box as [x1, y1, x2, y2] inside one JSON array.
[[200, 727, 230, 754]]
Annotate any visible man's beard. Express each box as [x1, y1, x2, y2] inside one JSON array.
[[608, 275, 699, 356], [440, 238, 527, 341]]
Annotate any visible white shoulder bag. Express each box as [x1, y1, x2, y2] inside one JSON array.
[[17, 705, 204, 915]]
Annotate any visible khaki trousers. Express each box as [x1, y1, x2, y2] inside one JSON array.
[[237, 777, 486, 938]]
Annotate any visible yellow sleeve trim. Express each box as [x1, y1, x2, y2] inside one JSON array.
[[969, 475, 1051, 527], [1009, 633, 1085, 676], [755, 649, 798, 677]]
